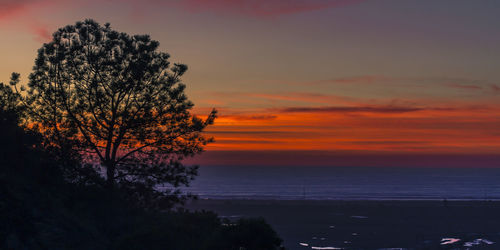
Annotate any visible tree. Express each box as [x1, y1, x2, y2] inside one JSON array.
[[0, 81, 25, 164], [12, 19, 216, 207]]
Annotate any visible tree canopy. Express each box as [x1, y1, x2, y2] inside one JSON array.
[[12, 19, 216, 207]]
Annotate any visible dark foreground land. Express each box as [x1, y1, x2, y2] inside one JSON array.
[[186, 199, 500, 250]]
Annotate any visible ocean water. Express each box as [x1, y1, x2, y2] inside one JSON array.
[[182, 166, 500, 200]]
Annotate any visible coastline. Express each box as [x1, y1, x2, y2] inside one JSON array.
[[186, 199, 500, 249]]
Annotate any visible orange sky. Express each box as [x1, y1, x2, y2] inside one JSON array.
[[199, 101, 500, 154]]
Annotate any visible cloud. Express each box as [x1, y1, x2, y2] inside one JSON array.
[[275, 105, 487, 114], [213, 139, 279, 144], [492, 84, 500, 93], [446, 83, 482, 90], [219, 114, 278, 121], [245, 92, 357, 105], [176, 0, 368, 17], [445, 82, 500, 94], [339, 140, 430, 145], [0, 0, 38, 21], [0, 0, 61, 22], [28, 23, 52, 42], [0, 0, 59, 42], [293, 76, 497, 94], [207, 130, 289, 135], [186, 151, 500, 168], [276, 105, 425, 114], [325, 75, 391, 84], [206, 91, 360, 107]]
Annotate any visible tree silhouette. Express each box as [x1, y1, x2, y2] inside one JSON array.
[[0, 81, 24, 163], [12, 19, 216, 207]]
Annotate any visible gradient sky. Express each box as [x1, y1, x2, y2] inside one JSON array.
[[1, 0, 499, 167]]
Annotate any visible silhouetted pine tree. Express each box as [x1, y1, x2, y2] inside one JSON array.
[[11, 19, 217, 208]]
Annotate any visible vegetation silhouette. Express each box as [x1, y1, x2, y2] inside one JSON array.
[[1, 20, 283, 249], [11, 19, 217, 208]]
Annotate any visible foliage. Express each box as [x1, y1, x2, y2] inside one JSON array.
[[206, 217, 284, 250], [114, 212, 283, 250], [1, 86, 282, 249], [11, 19, 216, 208], [0, 82, 84, 249]]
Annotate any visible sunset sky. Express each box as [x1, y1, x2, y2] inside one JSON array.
[[1, 0, 499, 167]]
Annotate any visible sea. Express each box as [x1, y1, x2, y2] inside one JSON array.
[[182, 166, 500, 200]]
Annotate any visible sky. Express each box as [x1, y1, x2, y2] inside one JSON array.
[[1, 0, 499, 167]]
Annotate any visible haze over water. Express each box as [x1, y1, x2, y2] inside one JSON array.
[[184, 166, 500, 200]]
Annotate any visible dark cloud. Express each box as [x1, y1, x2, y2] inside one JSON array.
[[220, 114, 278, 120], [446, 83, 483, 90], [214, 139, 279, 144], [338, 140, 431, 145], [207, 130, 289, 135], [491, 84, 500, 93], [277, 106, 424, 114], [186, 150, 500, 168]]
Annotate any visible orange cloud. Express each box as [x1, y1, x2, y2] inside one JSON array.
[[199, 104, 500, 154]]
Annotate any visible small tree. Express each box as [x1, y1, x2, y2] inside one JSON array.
[[12, 19, 216, 207], [0, 81, 24, 161]]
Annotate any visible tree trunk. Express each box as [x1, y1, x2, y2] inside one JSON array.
[[105, 161, 116, 189]]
